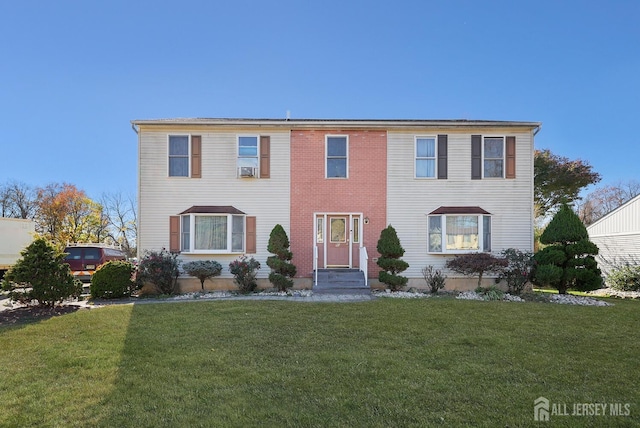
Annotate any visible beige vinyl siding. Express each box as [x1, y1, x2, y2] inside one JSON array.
[[386, 129, 535, 278], [138, 129, 290, 278], [587, 194, 640, 275]]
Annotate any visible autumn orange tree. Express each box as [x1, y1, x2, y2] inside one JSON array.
[[34, 183, 108, 247]]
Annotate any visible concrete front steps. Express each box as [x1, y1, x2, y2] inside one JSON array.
[[313, 269, 370, 295]]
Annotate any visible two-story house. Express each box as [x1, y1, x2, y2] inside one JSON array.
[[131, 118, 541, 292]]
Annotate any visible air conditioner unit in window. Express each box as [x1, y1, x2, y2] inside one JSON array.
[[239, 166, 256, 177]]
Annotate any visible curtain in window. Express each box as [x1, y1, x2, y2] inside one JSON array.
[[169, 136, 189, 177], [416, 138, 436, 177], [231, 215, 244, 252], [428, 216, 442, 252], [446, 216, 479, 250], [181, 216, 190, 251], [195, 216, 227, 250], [483, 216, 491, 252]]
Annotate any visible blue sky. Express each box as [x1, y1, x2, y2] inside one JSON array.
[[1, 0, 638, 199]]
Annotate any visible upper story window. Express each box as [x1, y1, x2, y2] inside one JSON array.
[[472, 135, 516, 180], [326, 136, 348, 178], [415, 137, 437, 178], [484, 137, 504, 178], [428, 207, 491, 254], [169, 135, 189, 177], [238, 136, 259, 177]]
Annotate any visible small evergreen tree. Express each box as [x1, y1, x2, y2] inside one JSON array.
[[1, 238, 82, 306], [267, 224, 297, 291], [182, 260, 222, 291], [534, 204, 602, 294], [376, 225, 409, 291]]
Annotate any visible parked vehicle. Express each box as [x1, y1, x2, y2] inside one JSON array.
[[0, 218, 35, 279], [63, 244, 127, 282]]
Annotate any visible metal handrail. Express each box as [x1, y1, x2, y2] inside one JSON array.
[[313, 245, 318, 287], [360, 246, 368, 286]]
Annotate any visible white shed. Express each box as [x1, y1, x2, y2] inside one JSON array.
[[587, 193, 640, 275]]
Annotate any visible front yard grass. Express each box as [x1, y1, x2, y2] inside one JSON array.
[[1, 298, 638, 427]]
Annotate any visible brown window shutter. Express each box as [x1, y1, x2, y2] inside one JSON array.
[[191, 136, 202, 178], [260, 136, 270, 178], [246, 216, 256, 253], [506, 136, 516, 179], [471, 135, 482, 180], [437, 134, 448, 179], [169, 216, 180, 252]]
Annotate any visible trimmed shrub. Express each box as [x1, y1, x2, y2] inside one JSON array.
[[90, 260, 135, 299], [229, 256, 261, 294], [183, 260, 222, 291], [266, 224, 297, 291], [533, 204, 602, 293], [422, 265, 446, 293], [607, 265, 640, 291], [135, 249, 180, 295], [376, 225, 409, 291], [1, 238, 82, 306], [446, 252, 507, 288], [496, 248, 534, 295]]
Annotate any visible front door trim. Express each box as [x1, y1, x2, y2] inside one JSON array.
[[314, 212, 363, 269]]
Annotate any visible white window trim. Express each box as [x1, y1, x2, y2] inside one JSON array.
[[414, 136, 437, 179], [482, 136, 505, 179], [237, 135, 260, 178], [168, 135, 191, 178], [325, 135, 349, 179], [180, 213, 245, 254], [428, 214, 491, 254]]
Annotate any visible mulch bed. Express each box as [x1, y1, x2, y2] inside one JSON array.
[[0, 304, 87, 327]]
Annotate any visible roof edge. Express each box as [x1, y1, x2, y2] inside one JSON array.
[[131, 118, 541, 129]]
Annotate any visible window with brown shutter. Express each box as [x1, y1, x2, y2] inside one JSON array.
[[246, 216, 256, 253], [191, 136, 201, 178], [437, 134, 448, 179], [471, 135, 482, 179], [260, 136, 270, 178], [169, 216, 180, 252], [506, 136, 516, 179]]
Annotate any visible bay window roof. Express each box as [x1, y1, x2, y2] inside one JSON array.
[[178, 206, 245, 215], [429, 206, 491, 215]]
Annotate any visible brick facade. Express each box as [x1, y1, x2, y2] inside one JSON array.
[[290, 129, 387, 277]]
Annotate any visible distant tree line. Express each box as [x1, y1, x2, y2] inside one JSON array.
[[0, 180, 137, 257]]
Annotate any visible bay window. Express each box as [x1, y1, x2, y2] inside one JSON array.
[[181, 213, 245, 253], [428, 207, 492, 253]]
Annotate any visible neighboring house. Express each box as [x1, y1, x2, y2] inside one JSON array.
[[132, 118, 541, 291], [587, 193, 640, 276]]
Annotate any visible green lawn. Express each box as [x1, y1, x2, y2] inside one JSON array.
[[1, 298, 639, 427]]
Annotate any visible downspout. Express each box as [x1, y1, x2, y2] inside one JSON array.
[[131, 122, 140, 259], [531, 123, 541, 252], [533, 124, 541, 136]]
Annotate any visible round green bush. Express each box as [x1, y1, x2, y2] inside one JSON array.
[[607, 265, 640, 291], [90, 260, 135, 299]]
